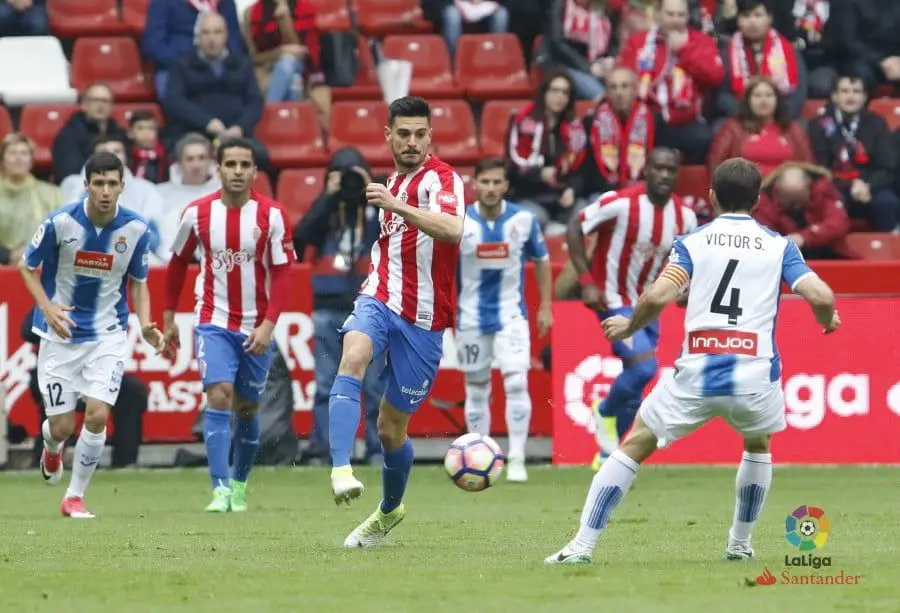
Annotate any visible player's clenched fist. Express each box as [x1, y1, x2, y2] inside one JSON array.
[[366, 183, 399, 211], [581, 283, 605, 312], [602, 315, 632, 342], [141, 322, 168, 356], [41, 302, 76, 339], [823, 310, 841, 335]]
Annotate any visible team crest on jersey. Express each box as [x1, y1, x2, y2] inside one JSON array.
[[114, 236, 128, 253], [398, 191, 408, 204]]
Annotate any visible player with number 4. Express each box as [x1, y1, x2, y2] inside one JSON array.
[[18, 152, 166, 519]]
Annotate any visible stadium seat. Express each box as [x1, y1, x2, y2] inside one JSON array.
[[111, 103, 165, 127], [480, 100, 529, 157], [845, 233, 900, 260], [455, 166, 476, 203], [0, 106, 12, 138], [252, 173, 274, 198], [0, 37, 78, 105], [801, 99, 826, 120], [868, 99, 900, 130], [329, 101, 394, 166], [71, 37, 155, 102], [381, 35, 461, 99], [19, 104, 78, 171], [330, 37, 382, 102], [277, 168, 325, 226], [674, 165, 714, 221], [455, 35, 532, 100], [575, 100, 597, 118], [429, 100, 480, 165], [122, 0, 151, 35], [544, 235, 568, 262], [254, 103, 329, 168], [353, 0, 430, 36], [48, 0, 125, 38], [310, 0, 352, 31]]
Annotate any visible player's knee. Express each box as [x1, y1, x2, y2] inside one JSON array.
[[743, 435, 770, 454], [206, 383, 234, 409], [49, 415, 75, 441], [629, 358, 659, 387], [82, 401, 110, 433], [338, 336, 372, 379], [502, 371, 528, 397], [376, 408, 407, 450], [233, 398, 258, 421], [465, 371, 491, 400]]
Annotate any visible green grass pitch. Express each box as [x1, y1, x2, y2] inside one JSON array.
[[0, 465, 896, 612]]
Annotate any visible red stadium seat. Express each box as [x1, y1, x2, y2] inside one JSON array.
[[845, 233, 900, 260], [48, 0, 126, 38], [455, 166, 476, 204], [277, 168, 326, 226], [429, 100, 480, 165], [480, 100, 529, 157], [122, 0, 151, 35], [575, 100, 597, 118], [310, 0, 351, 31], [254, 103, 328, 168], [252, 173, 274, 198], [675, 165, 713, 220], [329, 101, 393, 166], [381, 35, 461, 99], [0, 106, 12, 138], [20, 104, 78, 171], [330, 37, 382, 102], [801, 99, 826, 120], [868, 99, 900, 130], [544, 235, 568, 262], [111, 103, 165, 127], [353, 0, 431, 36], [455, 35, 532, 100], [71, 38, 155, 102]]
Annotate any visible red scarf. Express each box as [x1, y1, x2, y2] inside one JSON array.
[[728, 29, 799, 96], [562, 0, 612, 61], [130, 144, 168, 183], [793, 0, 829, 35], [636, 27, 698, 121], [589, 99, 654, 187], [508, 102, 586, 177]]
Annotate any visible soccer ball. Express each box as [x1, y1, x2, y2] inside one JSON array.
[[799, 519, 817, 537], [443, 433, 505, 492]]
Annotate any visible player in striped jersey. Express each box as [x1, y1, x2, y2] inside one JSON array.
[[163, 139, 294, 513], [456, 157, 553, 482], [328, 96, 465, 548], [546, 159, 840, 565], [566, 148, 697, 467], [19, 152, 166, 518]]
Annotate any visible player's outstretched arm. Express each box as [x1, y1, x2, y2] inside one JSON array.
[[793, 275, 840, 334], [365, 183, 463, 243]]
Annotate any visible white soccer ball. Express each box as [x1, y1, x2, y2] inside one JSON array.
[[443, 433, 505, 492]]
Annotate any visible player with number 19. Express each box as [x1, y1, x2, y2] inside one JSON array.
[[455, 158, 553, 482], [18, 152, 165, 519]]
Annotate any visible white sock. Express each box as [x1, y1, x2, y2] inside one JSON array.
[[464, 376, 491, 435], [573, 449, 639, 552], [503, 372, 531, 461], [42, 419, 64, 453], [65, 428, 106, 499], [730, 451, 772, 542]]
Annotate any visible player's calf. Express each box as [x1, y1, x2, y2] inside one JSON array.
[[726, 435, 773, 560], [62, 400, 110, 516]]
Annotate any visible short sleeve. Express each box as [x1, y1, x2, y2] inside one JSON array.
[[23, 217, 58, 269], [428, 168, 465, 217], [524, 215, 548, 260], [668, 238, 693, 278], [170, 203, 199, 258], [268, 206, 295, 267], [782, 239, 814, 290], [128, 228, 152, 281], [578, 192, 626, 234]]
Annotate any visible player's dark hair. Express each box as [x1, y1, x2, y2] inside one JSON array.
[[216, 137, 256, 165], [388, 96, 431, 125], [84, 151, 124, 181], [712, 158, 762, 212], [474, 157, 508, 178], [736, 0, 768, 15], [90, 134, 127, 153], [128, 110, 157, 127]]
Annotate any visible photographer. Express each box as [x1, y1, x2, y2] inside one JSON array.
[[293, 148, 385, 466]]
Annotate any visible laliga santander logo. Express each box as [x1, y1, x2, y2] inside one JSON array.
[[563, 354, 624, 434], [211, 248, 253, 272]]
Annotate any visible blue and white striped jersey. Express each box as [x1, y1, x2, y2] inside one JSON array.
[[23, 200, 151, 344], [667, 213, 814, 396], [457, 201, 548, 334]]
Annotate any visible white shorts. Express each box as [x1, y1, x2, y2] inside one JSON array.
[[37, 337, 128, 416], [455, 319, 531, 375], [639, 372, 786, 448]]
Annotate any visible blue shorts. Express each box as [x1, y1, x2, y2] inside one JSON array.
[[340, 295, 443, 414], [195, 324, 274, 403], [599, 306, 660, 362]]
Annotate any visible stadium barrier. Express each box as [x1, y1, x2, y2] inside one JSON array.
[[1, 261, 898, 457]]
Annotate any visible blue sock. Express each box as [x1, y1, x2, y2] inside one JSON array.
[[380, 439, 414, 514], [329, 375, 362, 467], [231, 415, 260, 483], [203, 408, 232, 489]]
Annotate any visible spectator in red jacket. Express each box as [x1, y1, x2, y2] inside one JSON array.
[[753, 163, 853, 259], [617, 0, 724, 163], [717, 0, 807, 119], [708, 77, 813, 176]]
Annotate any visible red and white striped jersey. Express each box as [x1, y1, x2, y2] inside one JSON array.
[[171, 190, 294, 335], [360, 155, 465, 331], [579, 183, 697, 309]]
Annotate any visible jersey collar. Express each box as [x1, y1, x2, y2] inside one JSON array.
[[473, 199, 506, 220], [719, 213, 753, 220]]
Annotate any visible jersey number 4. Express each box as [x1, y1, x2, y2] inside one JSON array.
[[711, 259, 743, 325]]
